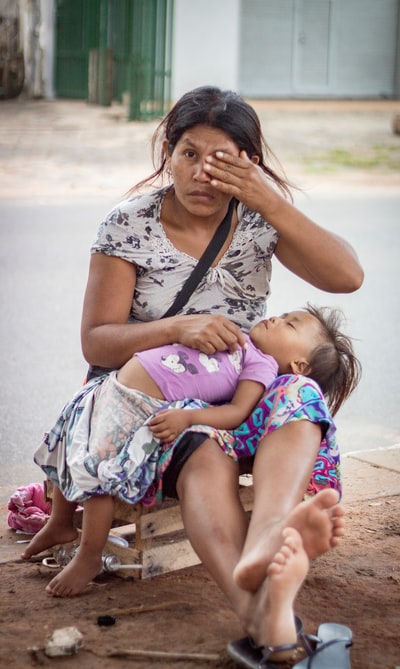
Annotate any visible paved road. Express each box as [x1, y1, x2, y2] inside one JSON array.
[[1, 192, 399, 492], [268, 191, 400, 457]]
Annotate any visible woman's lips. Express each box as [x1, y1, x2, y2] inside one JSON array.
[[188, 190, 214, 200]]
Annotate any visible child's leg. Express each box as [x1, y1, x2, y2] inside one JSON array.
[[21, 485, 78, 560], [46, 494, 114, 597]]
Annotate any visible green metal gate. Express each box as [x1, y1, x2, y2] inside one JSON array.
[[127, 0, 172, 119], [55, 0, 93, 99], [55, 0, 173, 120]]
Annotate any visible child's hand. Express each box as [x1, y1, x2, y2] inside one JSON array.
[[150, 409, 191, 443]]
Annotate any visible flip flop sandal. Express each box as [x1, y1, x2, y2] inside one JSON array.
[[293, 623, 353, 669], [227, 616, 310, 668]]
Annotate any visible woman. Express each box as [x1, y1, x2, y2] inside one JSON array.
[[26, 87, 363, 663]]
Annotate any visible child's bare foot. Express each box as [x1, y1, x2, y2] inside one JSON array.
[[243, 527, 309, 658], [21, 521, 78, 560], [234, 488, 344, 592], [288, 488, 345, 558], [46, 550, 103, 597]]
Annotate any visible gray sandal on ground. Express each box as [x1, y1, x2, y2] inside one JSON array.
[[227, 615, 310, 668], [227, 619, 352, 668], [294, 622, 352, 668]]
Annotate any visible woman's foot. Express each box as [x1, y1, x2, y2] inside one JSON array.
[[20, 520, 78, 560], [243, 527, 309, 658], [45, 549, 103, 597], [234, 488, 344, 592]]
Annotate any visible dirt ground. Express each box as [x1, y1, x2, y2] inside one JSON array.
[[1, 489, 399, 669]]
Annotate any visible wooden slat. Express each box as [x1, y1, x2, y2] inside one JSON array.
[[113, 498, 143, 523], [102, 538, 142, 580], [109, 523, 136, 538], [141, 537, 201, 579], [238, 485, 254, 510], [140, 504, 184, 540], [114, 486, 253, 540], [45, 478, 254, 579]]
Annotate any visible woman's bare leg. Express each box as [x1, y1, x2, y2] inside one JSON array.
[[176, 439, 248, 612], [21, 485, 78, 559], [46, 494, 114, 597], [234, 422, 345, 593], [176, 422, 344, 645]]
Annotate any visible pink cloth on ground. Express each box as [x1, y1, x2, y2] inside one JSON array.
[[7, 483, 51, 533]]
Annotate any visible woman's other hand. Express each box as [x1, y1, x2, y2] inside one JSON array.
[[171, 314, 246, 355], [81, 254, 246, 367]]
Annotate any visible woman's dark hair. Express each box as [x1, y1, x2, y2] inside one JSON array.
[[131, 85, 293, 197], [304, 304, 362, 416]]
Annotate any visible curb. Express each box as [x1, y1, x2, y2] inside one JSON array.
[[342, 445, 400, 505]]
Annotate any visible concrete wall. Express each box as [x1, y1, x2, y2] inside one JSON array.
[[38, 0, 55, 98], [395, 2, 400, 98], [0, 0, 17, 18], [171, 0, 240, 100], [18, 0, 55, 98]]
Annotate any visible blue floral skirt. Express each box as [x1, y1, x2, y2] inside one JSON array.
[[34, 373, 340, 507]]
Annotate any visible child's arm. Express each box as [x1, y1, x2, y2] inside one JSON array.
[[149, 380, 266, 442]]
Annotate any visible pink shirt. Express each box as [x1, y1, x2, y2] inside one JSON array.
[[135, 335, 278, 403]]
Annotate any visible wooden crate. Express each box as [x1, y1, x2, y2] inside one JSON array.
[[45, 478, 253, 580]]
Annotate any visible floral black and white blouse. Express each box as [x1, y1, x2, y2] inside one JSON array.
[[91, 186, 279, 333]]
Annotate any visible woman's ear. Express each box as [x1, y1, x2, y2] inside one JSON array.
[[289, 359, 311, 376], [162, 139, 172, 159], [251, 155, 260, 165], [162, 139, 172, 174]]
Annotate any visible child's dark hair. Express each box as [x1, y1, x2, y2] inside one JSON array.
[[304, 304, 361, 416]]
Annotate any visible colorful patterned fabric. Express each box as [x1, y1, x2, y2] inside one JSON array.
[[34, 373, 206, 505], [34, 369, 340, 508], [149, 374, 341, 505]]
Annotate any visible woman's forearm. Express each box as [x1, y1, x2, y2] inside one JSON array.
[[267, 197, 364, 293], [203, 151, 364, 294], [81, 313, 246, 368], [81, 319, 179, 368]]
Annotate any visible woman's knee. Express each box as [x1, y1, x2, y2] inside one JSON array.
[[255, 420, 322, 461], [176, 438, 238, 499]]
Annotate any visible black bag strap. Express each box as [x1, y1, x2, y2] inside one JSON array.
[[86, 198, 236, 381], [162, 197, 236, 319]]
